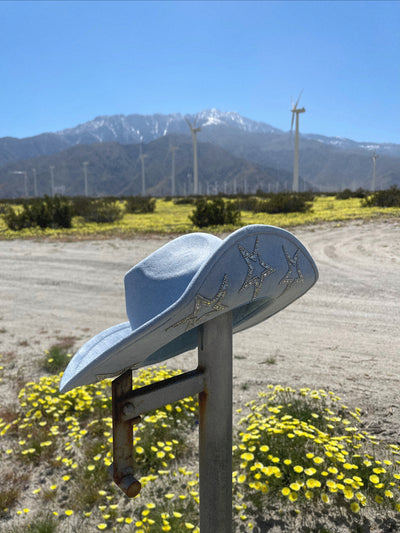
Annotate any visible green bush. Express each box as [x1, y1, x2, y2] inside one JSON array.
[[336, 188, 368, 200], [189, 198, 241, 227], [81, 198, 123, 223], [173, 197, 196, 205], [125, 195, 156, 214], [70, 196, 93, 217], [2, 206, 27, 230], [362, 186, 400, 208], [47, 195, 73, 228], [254, 193, 313, 214], [2, 196, 72, 231], [235, 196, 259, 211]]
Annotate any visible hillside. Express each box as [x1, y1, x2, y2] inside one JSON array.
[[0, 134, 293, 198], [1, 109, 399, 196]]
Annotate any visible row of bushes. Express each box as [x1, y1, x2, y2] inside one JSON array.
[[235, 193, 314, 214], [71, 195, 156, 218], [2, 188, 399, 231], [335, 187, 368, 200], [362, 186, 400, 208], [2, 196, 73, 231], [189, 193, 313, 227], [2, 195, 157, 231]]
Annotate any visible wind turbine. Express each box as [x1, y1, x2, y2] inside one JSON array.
[[371, 151, 379, 191], [49, 166, 55, 197], [83, 161, 89, 197], [291, 90, 306, 192], [186, 117, 201, 195], [32, 168, 38, 197], [139, 142, 148, 196], [169, 143, 178, 197], [11, 170, 28, 197]]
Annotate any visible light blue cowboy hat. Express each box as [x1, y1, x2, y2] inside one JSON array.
[[60, 224, 318, 393]]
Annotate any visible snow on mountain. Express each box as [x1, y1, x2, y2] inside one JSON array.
[[50, 109, 398, 157], [54, 109, 281, 146], [190, 108, 280, 134], [303, 133, 400, 157]]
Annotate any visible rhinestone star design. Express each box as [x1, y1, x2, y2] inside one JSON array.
[[279, 246, 304, 288], [238, 236, 276, 300], [167, 274, 229, 332]]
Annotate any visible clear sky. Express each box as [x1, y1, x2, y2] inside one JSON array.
[[1, 0, 399, 143]]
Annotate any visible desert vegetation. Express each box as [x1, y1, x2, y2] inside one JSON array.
[[0, 189, 399, 240], [2, 351, 400, 532]]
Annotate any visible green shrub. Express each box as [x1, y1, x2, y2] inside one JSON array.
[[2, 206, 28, 230], [70, 196, 93, 217], [42, 342, 73, 373], [0, 202, 10, 215], [125, 195, 156, 214], [46, 195, 73, 228], [362, 186, 400, 208], [336, 188, 368, 200], [174, 197, 196, 205], [2, 196, 72, 231], [189, 198, 241, 227], [235, 196, 259, 211], [81, 198, 123, 223], [254, 193, 313, 214]]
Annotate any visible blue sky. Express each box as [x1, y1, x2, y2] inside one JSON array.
[[1, 0, 399, 143]]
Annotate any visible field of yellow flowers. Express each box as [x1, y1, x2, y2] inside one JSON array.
[[2, 353, 400, 532], [0, 195, 399, 240]]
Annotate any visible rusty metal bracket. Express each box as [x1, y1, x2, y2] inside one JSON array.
[[112, 368, 206, 498], [111, 312, 233, 532]]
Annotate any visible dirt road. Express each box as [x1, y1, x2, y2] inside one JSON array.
[[1, 220, 399, 440]]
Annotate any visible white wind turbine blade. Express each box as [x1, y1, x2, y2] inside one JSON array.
[[295, 89, 303, 109]]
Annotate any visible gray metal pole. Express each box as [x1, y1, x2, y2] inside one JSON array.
[[32, 168, 38, 197], [50, 166, 55, 197], [198, 311, 233, 533], [83, 161, 89, 197]]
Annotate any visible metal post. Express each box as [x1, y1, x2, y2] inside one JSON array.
[[170, 145, 177, 197], [49, 166, 55, 197], [32, 168, 38, 197], [198, 311, 233, 533], [111, 313, 234, 531], [83, 161, 89, 197]]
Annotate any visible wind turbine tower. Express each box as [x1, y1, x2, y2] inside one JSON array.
[[186, 117, 201, 195], [169, 144, 178, 196], [291, 91, 306, 192], [49, 166, 55, 197], [32, 168, 38, 197], [139, 142, 148, 196], [372, 151, 379, 191], [83, 161, 89, 197], [11, 171, 28, 197]]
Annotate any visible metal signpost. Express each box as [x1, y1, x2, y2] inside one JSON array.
[[111, 311, 233, 532]]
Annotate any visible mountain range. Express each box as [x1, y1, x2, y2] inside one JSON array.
[[1, 109, 399, 198]]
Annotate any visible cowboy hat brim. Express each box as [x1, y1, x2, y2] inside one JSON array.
[[60, 225, 318, 393]]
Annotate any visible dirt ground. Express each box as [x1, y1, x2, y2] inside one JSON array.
[[1, 219, 400, 441]]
